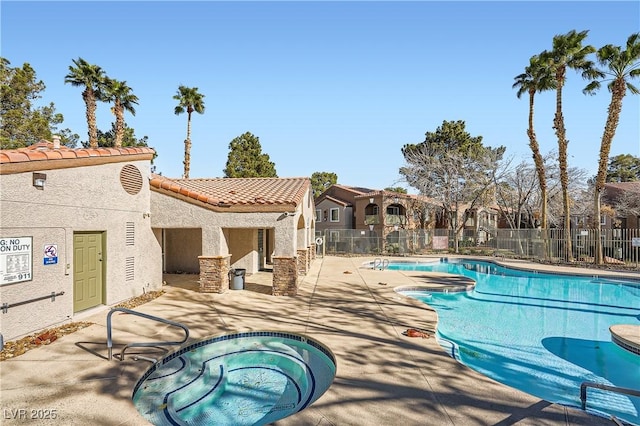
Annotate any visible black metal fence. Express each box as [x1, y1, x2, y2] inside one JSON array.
[[315, 228, 640, 269]]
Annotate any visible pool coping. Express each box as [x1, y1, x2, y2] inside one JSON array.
[[133, 330, 337, 396], [610, 325, 640, 356]]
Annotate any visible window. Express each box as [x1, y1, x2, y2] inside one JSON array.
[[373, 206, 379, 215], [330, 208, 339, 222], [386, 206, 399, 215], [600, 215, 606, 225], [329, 230, 340, 242], [315, 209, 321, 222]]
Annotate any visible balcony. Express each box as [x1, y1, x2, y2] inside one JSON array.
[[385, 215, 406, 226], [365, 215, 380, 225]]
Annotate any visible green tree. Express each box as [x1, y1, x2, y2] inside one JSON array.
[[64, 57, 107, 148], [540, 30, 597, 262], [400, 120, 505, 252], [95, 122, 149, 148], [311, 172, 338, 198], [173, 85, 205, 178], [384, 187, 407, 194], [0, 58, 77, 148], [607, 154, 640, 182], [513, 54, 556, 232], [224, 132, 277, 178], [103, 78, 138, 148], [584, 33, 640, 264]]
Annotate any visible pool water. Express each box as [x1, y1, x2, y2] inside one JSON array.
[[132, 331, 336, 426], [394, 260, 640, 425]]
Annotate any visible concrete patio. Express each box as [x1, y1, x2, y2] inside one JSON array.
[[0, 255, 629, 425]]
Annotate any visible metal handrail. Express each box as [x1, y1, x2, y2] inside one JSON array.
[[373, 258, 389, 270], [580, 381, 640, 410], [2, 291, 64, 313], [373, 258, 381, 270], [106, 307, 189, 361]]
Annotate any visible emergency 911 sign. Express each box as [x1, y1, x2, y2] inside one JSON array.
[[0, 237, 33, 285]]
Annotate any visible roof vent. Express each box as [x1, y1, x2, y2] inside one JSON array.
[[120, 164, 143, 195]]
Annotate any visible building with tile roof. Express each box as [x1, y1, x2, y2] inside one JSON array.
[[1, 139, 159, 341], [149, 174, 315, 295], [0, 139, 316, 341]]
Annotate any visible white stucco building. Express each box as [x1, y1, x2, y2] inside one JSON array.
[[0, 141, 160, 341], [0, 141, 316, 342]]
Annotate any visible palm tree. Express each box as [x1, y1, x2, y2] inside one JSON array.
[[540, 30, 597, 262], [173, 85, 205, 178], [64, 58, 106, 148], [103, 78, 139, 148], [584, 33, 640, 265], [513, 54, 556, 235]]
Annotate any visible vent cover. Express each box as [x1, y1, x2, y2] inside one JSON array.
[[125, 222, 135, 246], [125, 257, 135, 281], [120, 164, 143, 195]]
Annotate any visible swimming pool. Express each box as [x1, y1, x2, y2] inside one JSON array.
[[132, 331, 336, 425], [392, 259, 640, 425]]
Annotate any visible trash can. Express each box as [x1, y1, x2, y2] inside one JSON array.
[[230, 268, 246, 290]]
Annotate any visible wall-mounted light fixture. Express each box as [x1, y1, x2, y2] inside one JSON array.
[[393, 196, 399, 204], [369, 197, 375, 204], [33, 172, 46, 189], [394, 224, 399, 232], [369, 224, 375, 231]]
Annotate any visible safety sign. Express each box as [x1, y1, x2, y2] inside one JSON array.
[[44, 244, 58, 265], [0, 236, 32, 285]]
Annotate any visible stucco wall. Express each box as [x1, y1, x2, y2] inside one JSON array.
[[164, 228, 202, 273], [0, 160, 162, 340], [315, 199, 352, 231], [151, 192, 298, 267], [228, 228, 257, 272]]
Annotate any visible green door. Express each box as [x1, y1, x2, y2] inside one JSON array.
[[73, 232, 103, 312]]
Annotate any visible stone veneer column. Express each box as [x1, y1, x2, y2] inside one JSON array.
[[272, 256, 298, 296], [198, 255, 231, 293], [309, 243, 316, 261], [296, 249, 309, 276]]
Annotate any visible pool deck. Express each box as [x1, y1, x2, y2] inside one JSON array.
[[1, 255, 638, 425]]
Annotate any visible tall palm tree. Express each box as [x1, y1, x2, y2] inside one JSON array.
[[173, 85, 205, 178], [540, 30, 597, 262], [64, 58, 106, 148], [103, 78, 139, 148], [513, 54, 556, 234], [584, 33, 640, 265]]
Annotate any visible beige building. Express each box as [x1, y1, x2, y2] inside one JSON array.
[[149, 175, 316, 295], [0, 141, 160, 341], [0, 141, 316, 342]]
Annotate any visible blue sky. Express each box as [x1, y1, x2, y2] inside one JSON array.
[[2, 1, 639, 192]]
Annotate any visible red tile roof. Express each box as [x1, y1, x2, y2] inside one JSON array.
[[605, 181, 640, 192], [0, 140, 155, 173], [321, 195, 351, 207], [149, 174, 311, 212]]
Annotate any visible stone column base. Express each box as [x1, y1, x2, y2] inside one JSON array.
[[309, 243, 317, 260], [272, 256, 298, 296], [296, 248, 309, 276], [198, 255, 231, 293]]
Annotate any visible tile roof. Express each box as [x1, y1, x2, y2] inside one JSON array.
[[149, 174, 311, 212], [605, 181, 640, 192], [318, 195, 351, 207], [0, 140, 155, 173], [331, 184, 375, 195]]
